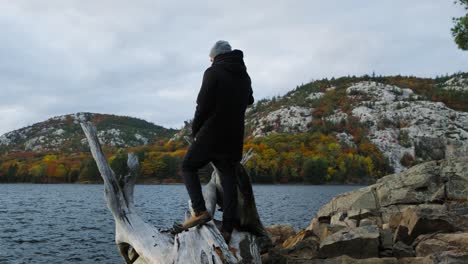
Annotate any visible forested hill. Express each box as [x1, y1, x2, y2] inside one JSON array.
[[240, 72, 468, 177], [0, 112, 176, 153], [0, 113, 179, 183], [175, 72, 468, 183], [1, 73, 467, 184]]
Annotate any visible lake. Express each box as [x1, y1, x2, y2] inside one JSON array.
[[0, 184, 362, 263]]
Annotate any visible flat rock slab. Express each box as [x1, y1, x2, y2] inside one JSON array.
[[316, 186, 378, 219], [393, 207, 459, 244], [415, 232, 468, 257], [318, 225, 380, 259]]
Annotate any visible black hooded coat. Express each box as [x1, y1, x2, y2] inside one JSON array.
[[191, 49, 254, 162]]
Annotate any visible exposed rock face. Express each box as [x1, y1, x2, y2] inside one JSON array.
[[324, 110, 348, 124], [268, 156, 468, 263], [345, 81, 468, 173], [251, 106, 313, 137], [442, 76, 468, 92], [308, 92, 325, 100], [334, 132, 356, 148]]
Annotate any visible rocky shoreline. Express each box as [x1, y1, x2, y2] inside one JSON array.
[[262, 156, 468, 263]]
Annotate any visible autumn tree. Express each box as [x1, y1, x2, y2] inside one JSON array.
[[29, 163, 46, 183], [79, 157, 101, 183]]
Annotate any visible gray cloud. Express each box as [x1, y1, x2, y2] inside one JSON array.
[[1, 0, 467, 134]]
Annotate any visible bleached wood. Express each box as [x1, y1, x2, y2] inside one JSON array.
[[81, 122, 264, 264]]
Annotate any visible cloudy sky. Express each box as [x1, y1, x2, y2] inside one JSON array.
[[1, 0, 467, 135]]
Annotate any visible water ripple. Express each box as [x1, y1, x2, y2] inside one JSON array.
[[0, 183, 360, 263]]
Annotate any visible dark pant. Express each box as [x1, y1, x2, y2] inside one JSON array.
[[181, 142, 238, 231]]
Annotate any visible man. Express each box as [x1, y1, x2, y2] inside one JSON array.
[[176, 40, 254, 243]]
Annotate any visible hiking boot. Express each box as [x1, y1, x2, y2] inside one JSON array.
[[176, 210, 212, 232]]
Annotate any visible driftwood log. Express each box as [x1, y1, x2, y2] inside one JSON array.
[[80, 122, 270, 264]]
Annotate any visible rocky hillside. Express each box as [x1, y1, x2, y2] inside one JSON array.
[[264, 156, 468, 263], [1, 74, 466, 184], [345, 81, 466, 172], [441, 74, 468, 92], [0, 112, 177, 153], [245, 73, 468, 173]]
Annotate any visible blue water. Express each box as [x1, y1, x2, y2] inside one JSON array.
[[0, 184, 361, 263]]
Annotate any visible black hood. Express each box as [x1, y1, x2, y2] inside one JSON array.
[[212, 49, 247, 73]]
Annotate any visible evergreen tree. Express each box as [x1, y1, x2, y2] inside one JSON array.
[[79, 158, 101, 183], [452, 0, 468, 50], [110, 150, 129, 177], [302, 158, 328, 184], [7, 164, 18, 182]]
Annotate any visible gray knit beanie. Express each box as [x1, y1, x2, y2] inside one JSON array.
[[209, 40, 232, 58]]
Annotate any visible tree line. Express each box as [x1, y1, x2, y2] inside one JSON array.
[[0, 129, 393, 185]]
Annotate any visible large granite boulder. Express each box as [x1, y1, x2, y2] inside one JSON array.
[[261, 230, 320, 264], [281, 230, 320, 258], [415, 232, 468, 257], [393, 206, 461, 244], [315, 186, 378, 220], [441, 158, 468, 201], [273, 157, 468, 263], [392, 241, 415, 258], [318, 225, 380, 259], [266, 224, 296, 247], [307, 218, 345, 241], [429, 250, 468, 264], [315, 157, 468, 221], [375, 161, 446, 206]]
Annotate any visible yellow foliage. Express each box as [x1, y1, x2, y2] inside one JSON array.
[[29, 164, 45, 177], [53, 164, 68, 178], [43, 155, 58, 163]]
